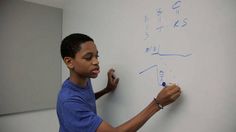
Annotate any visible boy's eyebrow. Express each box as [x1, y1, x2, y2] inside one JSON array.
[[82, 51, 98, 56], [82, 52, 92, 57]]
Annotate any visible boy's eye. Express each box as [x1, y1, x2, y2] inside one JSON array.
[[83, 53, 99, 61], [83, 53, 93, 60], [84, 55, 92, 60]]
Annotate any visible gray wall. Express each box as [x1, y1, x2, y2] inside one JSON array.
[[0, 0, 62, 115]]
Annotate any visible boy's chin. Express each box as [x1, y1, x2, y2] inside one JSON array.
[[90, 74, 98, 78]]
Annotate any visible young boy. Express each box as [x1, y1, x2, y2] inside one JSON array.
[[57, 33, 181, 132]]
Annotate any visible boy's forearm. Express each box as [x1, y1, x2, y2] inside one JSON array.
[[95, 88, 109, 100], [116, 100, 160, 131]]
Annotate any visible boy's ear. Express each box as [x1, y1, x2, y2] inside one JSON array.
[[63, 57, 74, 69]]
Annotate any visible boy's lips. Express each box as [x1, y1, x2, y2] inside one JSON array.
[[91, 67, 100, 74]]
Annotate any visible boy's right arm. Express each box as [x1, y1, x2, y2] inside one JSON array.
[[96, 84, 181, 132]]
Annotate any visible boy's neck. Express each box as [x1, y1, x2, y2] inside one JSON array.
[[69, 73, 88, 87]]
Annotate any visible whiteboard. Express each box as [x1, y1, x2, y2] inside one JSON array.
[[62, 0, 236, 131]]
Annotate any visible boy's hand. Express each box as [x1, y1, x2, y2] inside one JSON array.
[[105, 69, 119, 93], [156, 84, 181, 107]]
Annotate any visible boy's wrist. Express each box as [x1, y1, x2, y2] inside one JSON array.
[[103, 87, 110, 93], [154, 98, 164, 109]]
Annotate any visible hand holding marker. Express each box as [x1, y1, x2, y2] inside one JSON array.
[[155, 81, 181, 108]]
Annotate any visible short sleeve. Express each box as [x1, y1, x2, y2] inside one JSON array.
[[62, 100, 103, 132]]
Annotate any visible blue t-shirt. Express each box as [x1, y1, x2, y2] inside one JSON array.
[[57, 79, 103, 132]]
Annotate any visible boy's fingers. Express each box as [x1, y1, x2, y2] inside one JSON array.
[[108, 68, 115, 73], [115, 78, 119, 84], [170, 91, 181, 100], [167, 84, 181, 93], [108, 69, 117, 80]]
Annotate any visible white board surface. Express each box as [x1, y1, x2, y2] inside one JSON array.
[[62, 0, 236, 131]]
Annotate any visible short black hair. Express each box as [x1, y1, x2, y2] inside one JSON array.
[[60, 33, 94, 59]]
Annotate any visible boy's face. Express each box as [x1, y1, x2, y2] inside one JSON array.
[[65, 41, 100, 79]]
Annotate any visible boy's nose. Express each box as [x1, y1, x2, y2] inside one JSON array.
[[92, 58, 99, 65]]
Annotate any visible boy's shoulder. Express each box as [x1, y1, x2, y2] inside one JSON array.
[[58, 80, 75, 101], [58, 79, 91, 101]]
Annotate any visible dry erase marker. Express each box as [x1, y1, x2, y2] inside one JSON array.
[[162, 82, 166, 87]]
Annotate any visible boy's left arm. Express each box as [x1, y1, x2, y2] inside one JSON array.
[[95, 69, 119, 100]]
